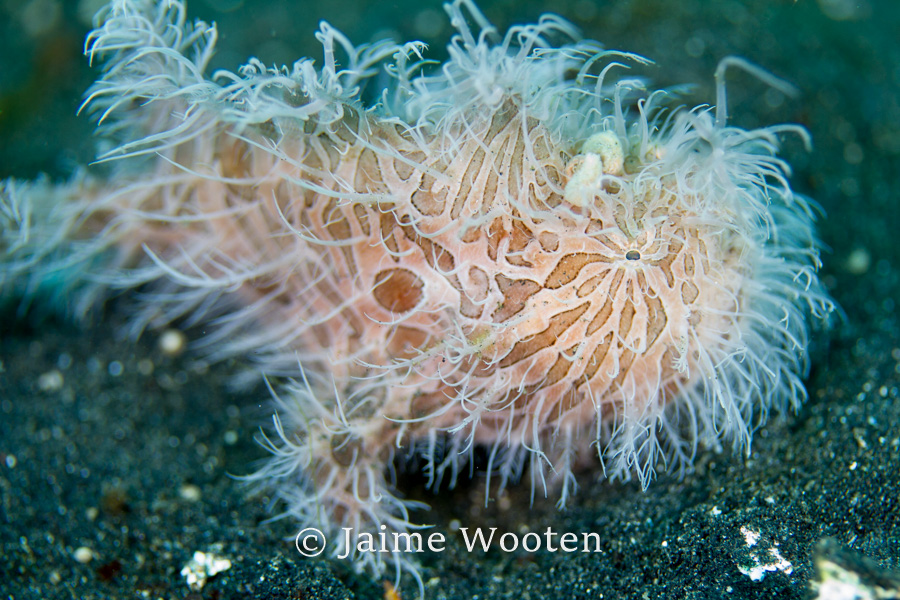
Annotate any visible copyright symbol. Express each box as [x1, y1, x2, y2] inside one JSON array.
[[295, 527, 326, 557]]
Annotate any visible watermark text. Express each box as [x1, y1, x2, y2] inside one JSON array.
[[294, 525, 604, 559]]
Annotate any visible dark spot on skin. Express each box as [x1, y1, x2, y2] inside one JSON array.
[[372, 268, 424, 313]]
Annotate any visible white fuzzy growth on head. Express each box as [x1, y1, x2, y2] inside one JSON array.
[[1, 0, 836, 591]]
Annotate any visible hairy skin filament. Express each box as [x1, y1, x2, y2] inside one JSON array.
[[0, 0, 834, 593]]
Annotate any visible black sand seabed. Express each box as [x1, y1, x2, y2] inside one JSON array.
[[2, 0, 899, 598]]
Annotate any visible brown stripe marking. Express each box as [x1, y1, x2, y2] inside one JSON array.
[[379, 212, 401, 262], [609, 348, 636, 392], [411, 172, 447, 217], [538, 231, 559, 253], [372, 268, 424, 313], [586, 270, 623, 335], [505, 219, 535, 267], [354, 148, 390, 196], [398, 221, 481, 318], [545, 253, 611, 289], [393, 151, 424, 181], [582, 331, 613, 382], [492, 274, 541, 323], [450, 147, 486, 220], [498, 302, 589, 368], [386, 325, 430, 360], [352, 204, 371, 236], [618, 297, 636, 340], [681, 281, 699, 304], [468, 266, 490, 304], [644, 293, 668, 349], [323, 199, 357, 276], [524, 343, 578, 394]]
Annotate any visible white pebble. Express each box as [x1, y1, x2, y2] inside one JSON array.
[[159, 329, 187, 356], [180, 484, 202, 502], [73, 546, 94, 563], [37, 370, 64, 392]]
